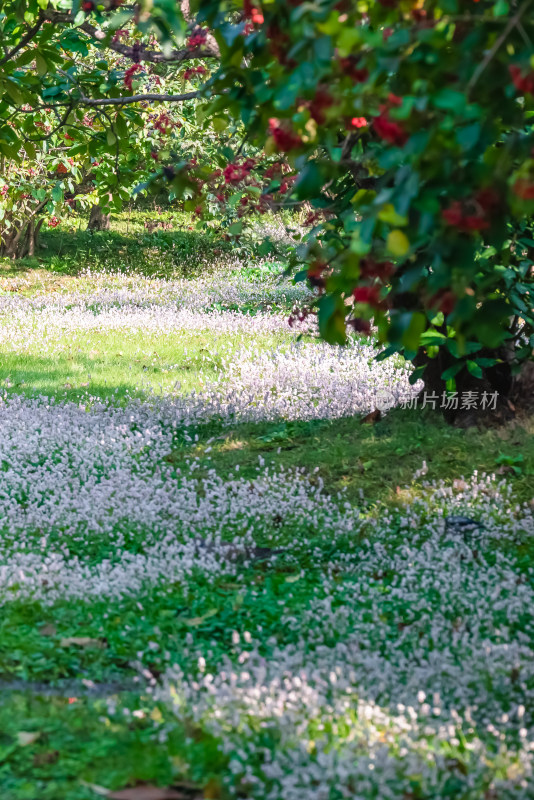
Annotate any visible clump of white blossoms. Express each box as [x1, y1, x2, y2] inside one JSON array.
[[159, 474, 534, 800], [1, 267, 532, 799]]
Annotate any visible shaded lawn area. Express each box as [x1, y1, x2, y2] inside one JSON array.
[[165, 408, 534, 506]]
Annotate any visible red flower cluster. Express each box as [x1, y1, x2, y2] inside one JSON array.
[[278, 175, 295, 194], [308, 86, 334, 124], [442, 188, 500, 233], [266, 23, 293, 66], [154, 112, 174, 134], [263, 164, 281, 179], [513, 177, 534, 200], [352, 285, 381, 307], [268, 118, 302, 152], [373, 113, 407, 145], [339, 55, 368, 83], [360, 257, 394, 282], [303, 211, 322, 227], [307, 261, 327, 289], [187, 29, 208, 49], [288, 309, 312, 328], [123, 64, 143, 91], [430, 289, 456, 316], [0, 185, 8, 197], [350, 117, 368, 129], [223, 158, 255, 184], [111, 29, 129, 44], [509, 65, 534, 95], [48, 216, 60, 228], [183, 65, 207, 81], [373, 94, 407, 146], [442, 202, 488, 231]]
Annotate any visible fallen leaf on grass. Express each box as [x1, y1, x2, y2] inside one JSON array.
[[452, 479, 469, 491], [33, 750, 59, 766], [59, 636, 107, 649], [361, 409, 381, 424], [38, 623, 57, 636], [182, 608, 218, 627], [80, 783, 110, 797], [17, 731, 41, 746], [106, 786, 188, 800]]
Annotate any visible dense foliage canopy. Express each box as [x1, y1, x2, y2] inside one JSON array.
[[1, 0, 533, 402]]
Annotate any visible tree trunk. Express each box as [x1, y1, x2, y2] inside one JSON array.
[[416, 346, 517, 427], [87, 204, 111, 231], [0, 218, 41, 259]]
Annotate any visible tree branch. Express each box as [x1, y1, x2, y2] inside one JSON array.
[[0, 15, 45, 66], [43, 9, 219, 64], [467, 0, 533, 94], [78, 90, 201, 107]]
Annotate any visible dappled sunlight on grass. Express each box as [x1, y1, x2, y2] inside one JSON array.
[[1, 208, 533, 800]]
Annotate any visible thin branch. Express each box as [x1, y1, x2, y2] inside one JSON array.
[[467, 0, 533, 95], [43, 9, 218, 63], [0, 16, 45, 66], [25, 103, 74, 143], [78, 90, 201, 107], [80, 21, 219, 63]]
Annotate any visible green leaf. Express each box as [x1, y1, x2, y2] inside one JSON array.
[[318, 294, 346, 345], [400, 312, 426, 351], [420, 330, 447, 346], [493, 0, 509, 15], [409, 364, 426, 385], [35, 53, 48, 77], [51, 184, 63, 203], [466, 360, 483, 379], [115, 114, 128, 140], [441, 362, 464, 381], [294, 163, 322, 200], [433, 89, 466, 114], [456, 122, 480, 151]]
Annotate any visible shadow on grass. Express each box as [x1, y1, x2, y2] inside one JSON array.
[[0, 222, 233, 281], [163, 408, 534, 506]]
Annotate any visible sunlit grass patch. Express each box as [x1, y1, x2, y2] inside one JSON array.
[[0, 327, 298, 402]]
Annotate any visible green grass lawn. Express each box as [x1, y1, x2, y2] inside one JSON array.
[[0, 328, 302, 402], [1, 208, 533, 800]]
